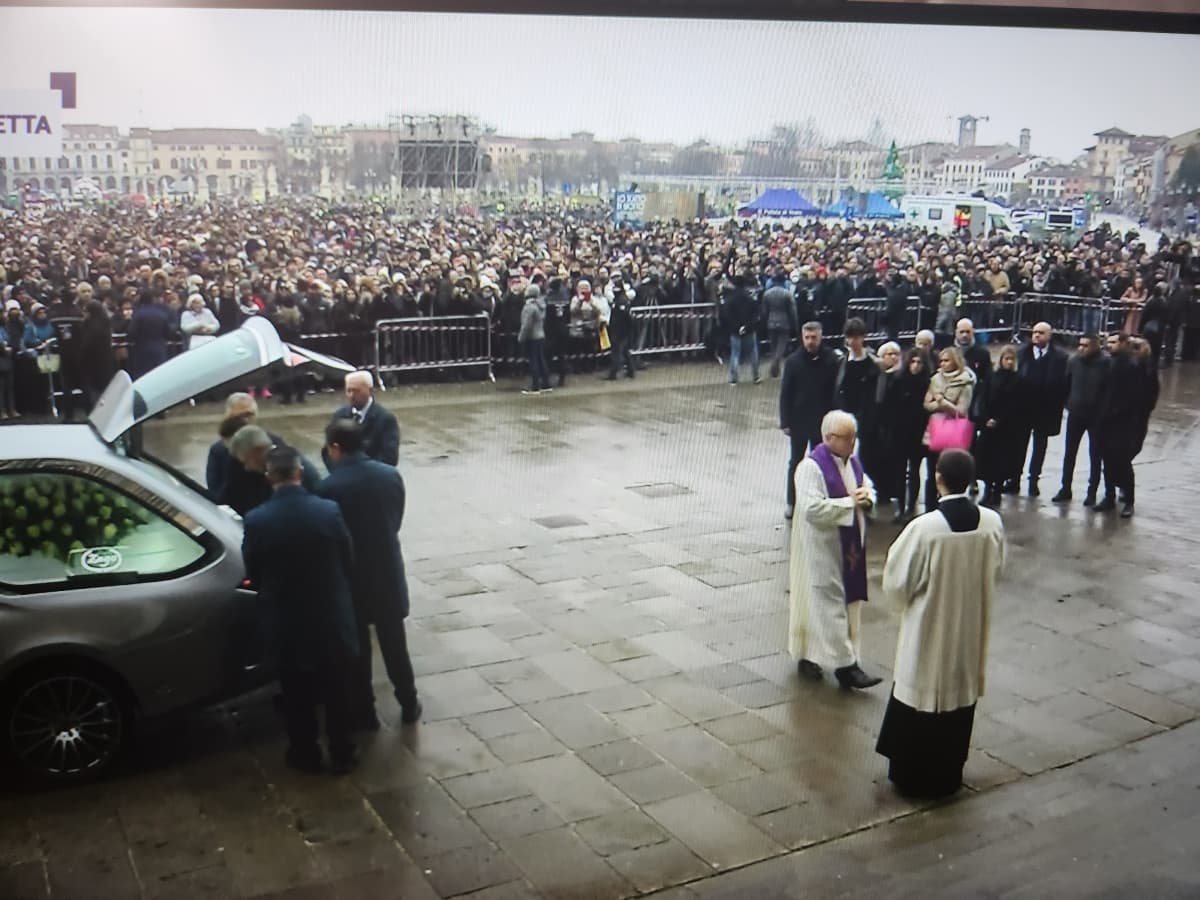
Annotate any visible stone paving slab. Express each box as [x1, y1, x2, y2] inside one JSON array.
[[3, 363, 1200, 898]]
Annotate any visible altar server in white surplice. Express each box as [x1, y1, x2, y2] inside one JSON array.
[[876, 448, 1005, 799], [788, 410, 883, 691]]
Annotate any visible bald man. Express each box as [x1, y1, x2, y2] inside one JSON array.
[[322, 371, 400, 469], [1015, 322, 1069, 497]]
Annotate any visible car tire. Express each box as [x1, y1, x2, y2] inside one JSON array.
[[0, 660, 135, 786]]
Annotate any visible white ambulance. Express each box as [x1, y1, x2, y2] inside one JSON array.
[[899, 195, 1018, 239]]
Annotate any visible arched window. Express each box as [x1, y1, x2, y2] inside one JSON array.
[[152, 159, 160, 171], [75, 155, 82, 169], [60, 177, 71, 191], [90, 155, 98, 169], [170, 158, 178, 169], [43, 176, 57, 191], [106, 154, 113, 168], [59, 157, 69, 169], [105, 176, 116, 190]]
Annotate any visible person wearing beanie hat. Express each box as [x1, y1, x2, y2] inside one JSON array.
[[518, 283, 550, 395]]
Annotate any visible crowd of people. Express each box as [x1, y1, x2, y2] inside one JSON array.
[[1, 197, 1198, 419]]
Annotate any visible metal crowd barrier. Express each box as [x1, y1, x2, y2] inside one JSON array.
[[843, 297, 927, 344], [1014, 294, 1113, 341], [956, 293, 1019, 342], [630, 303, 717, 357], [374, 313, 495, 384]]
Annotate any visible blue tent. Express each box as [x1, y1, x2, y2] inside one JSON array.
[[822, 196, 856, 218], [863, 192, 903, 219], [737, 188, 819, 218]]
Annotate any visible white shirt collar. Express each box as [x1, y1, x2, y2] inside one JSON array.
[[354, 396, 373, 420], [938, 492, 970, 503]]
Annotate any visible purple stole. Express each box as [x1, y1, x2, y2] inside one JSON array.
[[809, 442, 869, 606]]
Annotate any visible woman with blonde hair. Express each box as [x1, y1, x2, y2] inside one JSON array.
[[973, 345, 1027, 507], [921, 346, 976, 512]]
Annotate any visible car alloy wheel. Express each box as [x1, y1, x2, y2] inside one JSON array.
[[6, 670, 128, 781]]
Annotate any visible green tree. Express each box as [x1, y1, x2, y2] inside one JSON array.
[[880, 141, 904, 200]]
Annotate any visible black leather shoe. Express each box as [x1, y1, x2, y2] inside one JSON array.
[[400, 700, 423, 724], [797, 659, 823, 681], [1094, 496, 1116, 512], [1120, 502, 1134, 519], [285, 747, 324, 774], [351, 711, 381, 733], [1082, 493, 1097, 507], [1051, 489, 1071, 503], [1001, 480, 1019, 495], [330, 749, 359, 776], [1028, 481, 1041, 498], [835, 664, 883, 690]]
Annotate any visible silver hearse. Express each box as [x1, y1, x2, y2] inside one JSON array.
[[0, 318, 350, 783]]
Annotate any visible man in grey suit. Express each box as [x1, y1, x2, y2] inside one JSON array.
[[317, 419, 420, 729]]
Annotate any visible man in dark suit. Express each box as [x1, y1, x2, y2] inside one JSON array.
[[317, 419, 420, 729], [242, 447, 359, 775], [222, 424, 320, 516], [779, 322, 839, 520], [321, 370, 400, 470], [1016, 322, 1069, 497]]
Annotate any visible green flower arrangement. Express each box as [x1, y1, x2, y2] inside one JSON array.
[[0, 476, 150, 562]]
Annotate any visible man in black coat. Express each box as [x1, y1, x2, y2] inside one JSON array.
[[223, 424, 320, 516], [1096, 333, 1150, 519], [242, 447, 359, 774], [1015, 322, 1069, 497], [779, 322, 839, 519], [317, 419, 420, 729], [322, 370, 400, 470], [722, 274, 760, 385]]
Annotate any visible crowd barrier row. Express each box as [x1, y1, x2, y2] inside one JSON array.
[[24, 291, 1189, 415]]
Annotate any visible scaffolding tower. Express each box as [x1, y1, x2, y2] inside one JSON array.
[[387, 114, 483, 199]]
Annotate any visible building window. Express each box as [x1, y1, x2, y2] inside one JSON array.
[[240, 160, 248, 169], [170, 158, 178, 169], [87, 143, 95, 150], [217, 159, 231, 170], [106, 155, 113, 168], [91, 155, 98, 169], [249, 159, 258, 169], [153, 159, 160, 171], [29, 158, 37, 170], [75, 155, 82, 169], [59, 157, 68, 169]]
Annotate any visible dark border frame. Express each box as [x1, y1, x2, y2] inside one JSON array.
[[0, 0, 1197, 34]]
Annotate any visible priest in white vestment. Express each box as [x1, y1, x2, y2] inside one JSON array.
[[788, 410, 883, 690], [876, 448, 1005, 798]]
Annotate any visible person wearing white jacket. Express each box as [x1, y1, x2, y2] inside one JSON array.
[[180, 294, 220, 350], [876, 448, 1005, 799]]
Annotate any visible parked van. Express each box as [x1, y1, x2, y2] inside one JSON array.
[[899, 195, 1017, 239]]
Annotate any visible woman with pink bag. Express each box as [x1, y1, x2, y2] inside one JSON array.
[[921, 347, 976, 513]]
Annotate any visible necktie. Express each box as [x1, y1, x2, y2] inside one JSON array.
[[353, 410, 363, 424]]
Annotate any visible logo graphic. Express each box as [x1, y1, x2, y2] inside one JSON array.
[[0, 73, 75, 158], [80, 546, 122, 573]]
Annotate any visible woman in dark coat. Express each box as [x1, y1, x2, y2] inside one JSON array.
[[974, 345, 1027, 507], [127, 291, 175, 379], [881, 347, 932, 521], [76, 300, 116, 412]]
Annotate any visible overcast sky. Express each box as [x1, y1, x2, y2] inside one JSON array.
[[1, 7, 1196, 160]]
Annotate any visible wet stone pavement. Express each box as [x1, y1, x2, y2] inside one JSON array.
[[3, 359, 1200, 899]]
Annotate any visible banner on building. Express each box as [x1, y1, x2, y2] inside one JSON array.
[[0, 92, 64, 157]]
